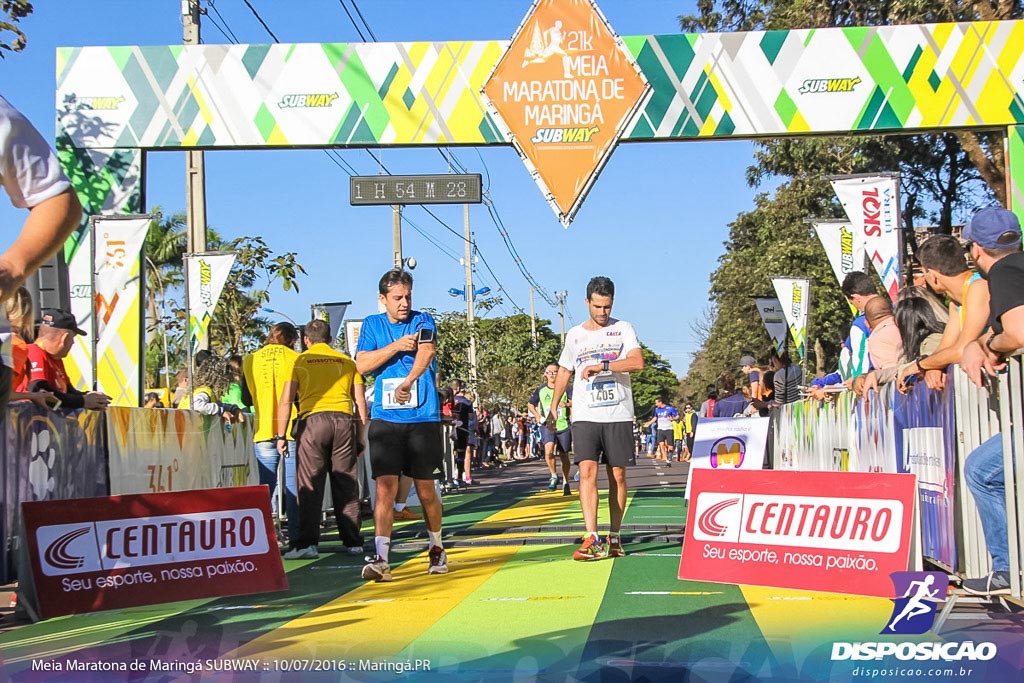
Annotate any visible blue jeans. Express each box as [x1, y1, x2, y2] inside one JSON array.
[[964, 434, 1008, 572], [255, 440, 299, 545]]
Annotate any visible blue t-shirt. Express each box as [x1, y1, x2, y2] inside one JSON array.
[[654, 405, 679, 430], [356, 310, 440, 423]]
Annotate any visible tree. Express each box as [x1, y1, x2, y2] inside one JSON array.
[[0, 1, 31, 58], [631, 344, 681, 419]]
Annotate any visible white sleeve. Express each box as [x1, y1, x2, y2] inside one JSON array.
[[0, 99, 72, 209], [620, 322, 641, 357], [557, 330, 575, 371], [191, 391, 224, 416]]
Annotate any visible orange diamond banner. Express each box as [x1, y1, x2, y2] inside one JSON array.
[[482, 0, 649, 226]]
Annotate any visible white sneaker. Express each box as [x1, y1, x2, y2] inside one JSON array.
[[345, 546, 365, 556], [283, 546, 319, 560]]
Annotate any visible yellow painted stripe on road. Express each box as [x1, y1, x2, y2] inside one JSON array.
[[227, 492, 575, 660]]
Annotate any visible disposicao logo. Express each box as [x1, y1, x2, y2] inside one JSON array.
[[882, 571, 946, 635], [709, 436, 745, 468], [798, 77, 861, 94]]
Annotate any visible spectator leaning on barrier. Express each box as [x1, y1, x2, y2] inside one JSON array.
[[863, 297, 902, 372], [243, 322, 301, 549], [5, 286, 56, 408], [856, 286, 948, 396], [956, 207, 1024, 596], [770, 351, 803, 405], [0, 95, 83, 412], [738, 354, 764, 401], [808, 272, 880, 400], [713, 374, 749, 417], [277, 319, 366, 560], [179, 354, 238, 422], [22, 309, 110, 411], [897, 234, 990, 393]]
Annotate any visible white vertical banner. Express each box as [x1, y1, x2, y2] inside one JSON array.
[[310, 301, 351, 345], [343, 319, 364, 357], [92, 214, 150, 404], [812, 219, 865, 287], [829, 174, 901, 301], [185, 252, 236, 353], [754, 297, 788, 352], [771, 277, 811, 361]]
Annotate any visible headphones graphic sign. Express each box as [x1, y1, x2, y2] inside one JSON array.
[[709, 436, 746, 468]]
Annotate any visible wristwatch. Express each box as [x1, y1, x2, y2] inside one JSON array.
[[602, 360, 610, 372], [985, 334, 998, 353], [273, 434, 286, 442]]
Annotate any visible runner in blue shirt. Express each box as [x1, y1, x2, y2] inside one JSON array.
[[643, 397, 679, 465]]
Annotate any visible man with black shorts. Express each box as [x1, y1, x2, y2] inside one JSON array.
[[355, 269, 446, 582], [527, 364, 573, 495], [549, 276, 644, 560], [643, 397, 679, 465]]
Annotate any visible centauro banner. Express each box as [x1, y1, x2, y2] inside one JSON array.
[[771, 277, 811, 361], [830, 174, 901, 301], [92, 215, 149, 406], [754, 297, 788, 353], [185, 252, 236, 354], [481, 0, 649, 225]]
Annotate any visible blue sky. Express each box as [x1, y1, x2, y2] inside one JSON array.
[[0, 0, 773, 376]]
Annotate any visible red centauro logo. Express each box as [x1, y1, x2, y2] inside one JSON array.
[[43, 527, 91, 570]]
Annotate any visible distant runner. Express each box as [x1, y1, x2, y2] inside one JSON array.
[[527, 363, 573, 496]]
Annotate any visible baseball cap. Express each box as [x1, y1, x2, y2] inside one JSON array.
[[738, 355, 756, 368], [39, 309, 87, 336], [963, 207, 1021, 249]]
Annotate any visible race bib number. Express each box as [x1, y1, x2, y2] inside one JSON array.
[[381, 378, 419, 410], [586, 379, 620, 408]]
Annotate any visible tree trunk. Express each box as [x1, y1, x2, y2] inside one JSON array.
[[955, 131, 1006, 206]]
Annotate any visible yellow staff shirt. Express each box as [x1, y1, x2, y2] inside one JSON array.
[[291, 343, 363, 417], [244, 343, 299, 442]]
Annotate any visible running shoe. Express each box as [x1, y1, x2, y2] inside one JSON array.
[[283, 546, 318, 560], [562, 481, 571, 496], [393, 508, 422, 521], [573, 535, 607, 561], [428, 546, 449, 574], [962, 571, 1011, 596], [607, 536, 625, 558], [344, 546, 365, 555], [548, 476, 559, 491], [361, 556, 393, 582]]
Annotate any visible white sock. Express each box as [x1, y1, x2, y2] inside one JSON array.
[[428, 530, 443, 548], [394, 503, 407, 512], [375, 536, 391, 562], [589, 531, 601, 543]]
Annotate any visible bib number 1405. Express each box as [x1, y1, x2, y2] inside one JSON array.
[[587, 379, 618, 408]]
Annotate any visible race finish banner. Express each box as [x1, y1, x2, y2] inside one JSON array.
[[20, 486, 285, 619], [92, 215, 150, 405], [754, 297, 788, 353], [684, 417, 770, 500], [770, 277, 811, 360], [481, 0, 650, 226], [310, 301, 351, 344], [679, 469, 917, 597], [185, 252, 236, 354], [829, 174, 901, 302]]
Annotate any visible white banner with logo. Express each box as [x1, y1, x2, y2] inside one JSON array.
[[92, 215, 150, 404], [344, 319, 364, 357], [770, 277, 811, 361], [310, 301, 350, 344], [829, 174, 901, 301], [754, 297, 788, 352], [185, 252, 236, 353], [684, 417, 770, 499], [813, 219, 865, 286]]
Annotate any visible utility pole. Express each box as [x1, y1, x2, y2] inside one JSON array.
[[529, 287, 537, 347], [392, 205, 403, 269], [556, 290, 568, 345], [183, 0, 207, 313], [464, 204, 478, 386]]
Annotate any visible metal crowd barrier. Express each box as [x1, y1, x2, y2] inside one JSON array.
[[773, 359, 1024, 599]]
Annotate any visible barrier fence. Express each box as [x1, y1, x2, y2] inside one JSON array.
[[774, 358, 1024, 597]]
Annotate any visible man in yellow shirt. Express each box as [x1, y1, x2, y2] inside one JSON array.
[[276, 319, 365, 560]]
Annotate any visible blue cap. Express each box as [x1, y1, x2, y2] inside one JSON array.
[[964, 207, 1021, 249]]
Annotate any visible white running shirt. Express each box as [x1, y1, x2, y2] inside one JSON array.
[[558, 318, 640, 424]]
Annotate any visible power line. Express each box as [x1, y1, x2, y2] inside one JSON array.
[[348, 0, 379, 41], [206, 1, 241, 43], [240, 0, 280, 43], [335, 0, 368, 42]]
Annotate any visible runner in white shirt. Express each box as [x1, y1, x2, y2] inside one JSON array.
[[549, 277, 644, 561]]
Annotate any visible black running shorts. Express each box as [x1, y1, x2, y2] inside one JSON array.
[[540, 426, 572, 454], [368, 420, 444, 480], [571, 421, 633, 468]]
